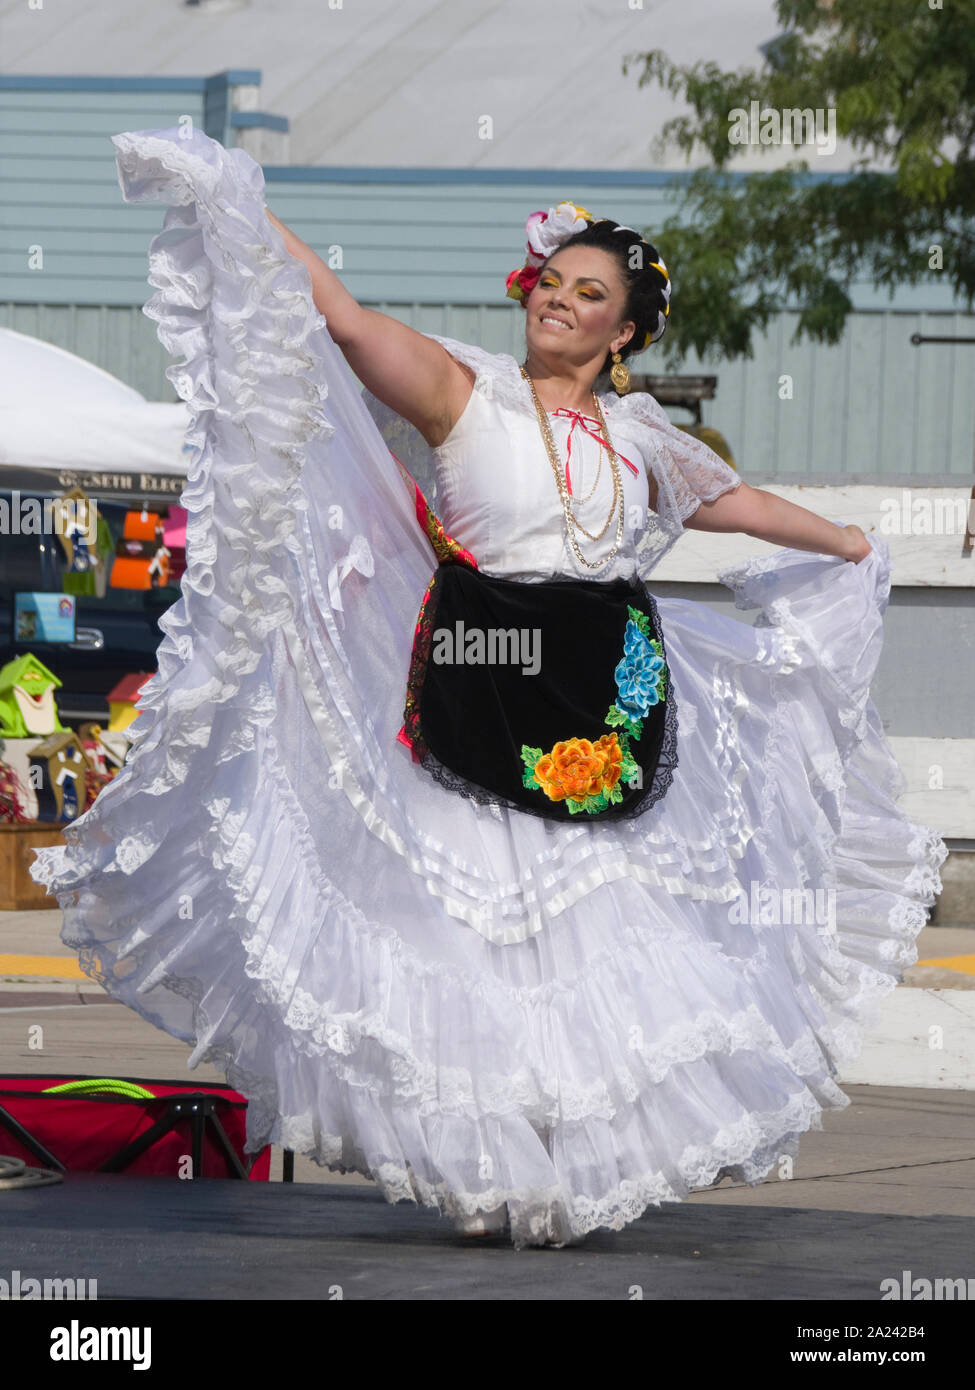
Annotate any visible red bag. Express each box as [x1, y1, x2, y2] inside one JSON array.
[[0, 1075, 272, 1180]]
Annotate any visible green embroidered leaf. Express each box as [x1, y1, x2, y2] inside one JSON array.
[[620, 724, 640, 750], [627, 605, 652, 638], [620, 750, 640, 781], [648, 638, 664, 658], [566, 790, 609, 816], [520, 744, 543, 791], [606, 784, 624, 806], [606, 704, 642, 740]]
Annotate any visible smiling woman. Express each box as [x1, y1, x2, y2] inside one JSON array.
[[31, 127, 945, 1251]]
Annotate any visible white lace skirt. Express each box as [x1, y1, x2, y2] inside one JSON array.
[[29, 127, 947, 1250]]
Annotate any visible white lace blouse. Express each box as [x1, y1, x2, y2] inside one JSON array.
[[432, 378, 652, 582], [362, 334, 743, 584]]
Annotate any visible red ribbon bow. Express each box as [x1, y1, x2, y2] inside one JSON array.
[[549, 408, 639, 495]]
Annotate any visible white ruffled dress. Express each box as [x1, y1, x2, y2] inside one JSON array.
[[30, 127, 947, 1250]]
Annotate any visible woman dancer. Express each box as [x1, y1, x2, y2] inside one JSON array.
[[31, 127, 946, 1249]]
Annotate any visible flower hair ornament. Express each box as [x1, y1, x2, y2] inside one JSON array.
[[505, 202, 672, 351]]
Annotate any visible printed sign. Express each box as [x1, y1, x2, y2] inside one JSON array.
[[14, 591, 76, 643]]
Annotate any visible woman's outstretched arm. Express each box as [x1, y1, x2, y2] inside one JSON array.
[[683, 480, 871, 563], [264, 207, 473, 446]]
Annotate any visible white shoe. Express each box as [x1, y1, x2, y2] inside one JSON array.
[[454, 1204, 509, 1237]]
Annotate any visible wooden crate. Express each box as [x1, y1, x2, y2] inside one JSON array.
[[0, 823, 66, 910]]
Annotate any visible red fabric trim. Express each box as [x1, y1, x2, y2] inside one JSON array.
[[389, 448, 478, 570]]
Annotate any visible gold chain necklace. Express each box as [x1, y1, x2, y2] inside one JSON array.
[[559, 403, 604, 505], [520, 366, 625, 570], [569, 431, 604, 504]]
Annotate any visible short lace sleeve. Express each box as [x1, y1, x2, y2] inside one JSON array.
[[603, 389, 742, 527], [597, 388, 743, 579]]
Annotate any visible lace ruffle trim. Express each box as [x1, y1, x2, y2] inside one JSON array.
[[30, 129, 336, 880]]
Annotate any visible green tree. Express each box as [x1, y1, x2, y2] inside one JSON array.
[[623, 0, 975, 365]]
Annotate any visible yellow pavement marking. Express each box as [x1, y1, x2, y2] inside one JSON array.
[[916, 954, 975, 977], [2, 952, 973, 983], [0, 953, 85, 979]]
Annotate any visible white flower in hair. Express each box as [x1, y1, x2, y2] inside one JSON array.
[[525, 201, 593, 263]]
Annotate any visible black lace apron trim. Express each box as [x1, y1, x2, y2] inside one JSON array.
[[403, 561, 678, 823]]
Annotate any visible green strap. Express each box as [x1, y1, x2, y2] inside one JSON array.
[[41, 1078, 156, 1101]]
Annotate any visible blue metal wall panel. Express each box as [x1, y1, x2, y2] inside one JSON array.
[[2, 296, 970, 479], [1, 80, 972, 478]]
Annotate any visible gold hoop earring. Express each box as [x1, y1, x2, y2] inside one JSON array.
[[610, 351, 630, 396]]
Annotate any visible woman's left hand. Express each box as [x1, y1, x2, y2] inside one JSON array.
[[839, 524, 872, 563]]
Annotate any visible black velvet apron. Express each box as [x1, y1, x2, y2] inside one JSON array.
[[402, 559, 679, 823]]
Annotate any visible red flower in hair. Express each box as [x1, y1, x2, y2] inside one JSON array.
[[505, 264, 541, 303]]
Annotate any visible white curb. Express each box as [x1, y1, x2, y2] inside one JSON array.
[[837, 989, 975, 1090]]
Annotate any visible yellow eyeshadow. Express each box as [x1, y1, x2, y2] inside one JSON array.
[[540, 277, 597, 297]]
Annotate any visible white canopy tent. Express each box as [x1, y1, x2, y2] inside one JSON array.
[[0, 327, 190, 486]]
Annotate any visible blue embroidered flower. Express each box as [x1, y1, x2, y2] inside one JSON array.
[[614, 619, 666, 718]]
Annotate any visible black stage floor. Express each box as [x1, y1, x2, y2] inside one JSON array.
[[1, 1171, 971, 1301]]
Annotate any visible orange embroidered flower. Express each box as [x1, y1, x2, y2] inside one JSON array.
[[533, 733, 623, 804]]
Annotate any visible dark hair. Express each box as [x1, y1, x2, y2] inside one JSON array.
[[542, 219, 670, 375]]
